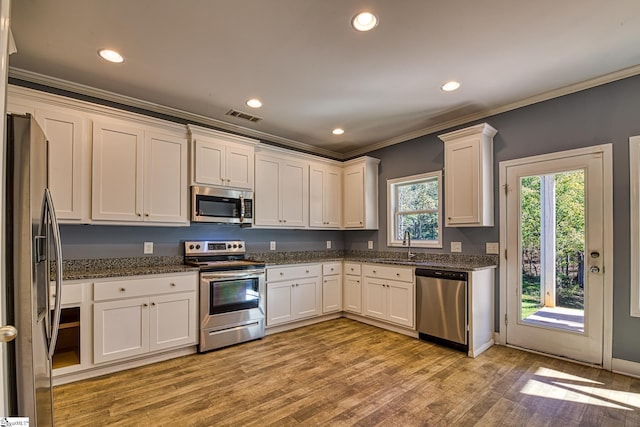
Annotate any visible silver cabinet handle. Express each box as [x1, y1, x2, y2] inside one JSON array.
[[0, 325, 18, 343]]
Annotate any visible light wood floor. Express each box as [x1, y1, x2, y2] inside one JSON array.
[[54, 318, 640, 426]]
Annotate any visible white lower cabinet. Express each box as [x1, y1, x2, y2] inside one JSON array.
[[362, 264, 415, 328], [343, 263, 362, 314], [93, 272, 197, 364], [322, 262, 342, 313], [266, 264, 322, 326]]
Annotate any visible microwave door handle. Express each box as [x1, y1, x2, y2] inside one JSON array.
[[239, 195, 245, 223]]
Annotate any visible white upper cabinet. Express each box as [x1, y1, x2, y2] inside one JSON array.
[[343, 156, 380, 229], [254, 151, 309, 228], [92, 118, 188, 225], [439, 123, 497, 227], [188, 125, 257, 190], [309, 163, 342, 229], [8, 89, 91, 223]]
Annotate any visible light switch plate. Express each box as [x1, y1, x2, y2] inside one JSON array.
[[326, 240, 332, 249], [270, 241, 276, 251], [451, 242, 462, 253], [367, 240, 374, 250], [143, 242, 153, 254], [486, 242, 500, 254]]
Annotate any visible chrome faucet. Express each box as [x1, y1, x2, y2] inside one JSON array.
[[403, 230, 416, 260]]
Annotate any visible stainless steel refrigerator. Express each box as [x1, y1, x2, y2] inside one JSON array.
[[5, 113, 63, 426]]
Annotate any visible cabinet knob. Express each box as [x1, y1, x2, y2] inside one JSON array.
[[170, 283, 176, 287], [291, 284, 295, 287], [330, 268, 334, 271], [151, 302, 156, 306], [143, 303, 148, 307], [373, 270, 376, 274], [145, 213, 149, 217], [283, 219, 287, 223], [137, 213, 141, 217], [280, 272, 284, 276], [324, 280, 327, 283], [296, 283, 299, 287], [305, 270, 309, 274], [396, 273, 400, 276], [119, 287, 126, 292]]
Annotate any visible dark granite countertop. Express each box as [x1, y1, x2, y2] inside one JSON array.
[[59, 256, 198, 281], [59, 251, 497, 281]]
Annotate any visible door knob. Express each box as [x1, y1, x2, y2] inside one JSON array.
[[0, 325, 18, 343], [590, 266, 600, 273]]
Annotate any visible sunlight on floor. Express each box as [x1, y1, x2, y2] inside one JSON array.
[[520, 367, 640, 410]]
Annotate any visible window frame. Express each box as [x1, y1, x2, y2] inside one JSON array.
[[630, 136, 640, 317], [386, 170, 442, 249]]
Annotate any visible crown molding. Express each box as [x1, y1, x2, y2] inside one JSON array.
[[8, 67, 345, 160], [343, 64, 640, 158]]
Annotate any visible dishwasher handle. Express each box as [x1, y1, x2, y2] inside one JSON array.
[[415, 268, 467, 281]]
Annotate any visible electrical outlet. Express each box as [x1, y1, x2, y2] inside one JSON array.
[[326, 240, 332, 249], [451, 242, 462, 253], [486, 242, 500, 254], [367, 240, 374, 250], [270, 241, 276, 251], [143, 242, 153, 254]]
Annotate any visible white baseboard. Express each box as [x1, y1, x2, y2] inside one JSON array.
[[265, 313, 342, 335], [611, 358, 640, 379]]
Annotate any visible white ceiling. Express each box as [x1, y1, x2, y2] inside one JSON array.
[[9, 0, 640, 158]]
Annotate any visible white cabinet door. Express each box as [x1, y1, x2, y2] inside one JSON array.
[[266, 281, 294, 326], [225, 143, 254, 189], [363, 277, 387, 321], [444, 137, 480, 225], [254, 154, 281, 226], [344, 275, 362, 314], [310, 164, 342, 229], [387, 280, 414, 328], [34, 107, 87, 222], [343, 165, 364, 228], [293, 278, 321, 319], [194, 139, 225, 186], [92, 120, 144, 222], [255, 153, 308, 227], [93, 297, 149, 364], [149, 292, 197, 352], [144, 132, 188, 223], [280, 159, 308, 227], [322, 275, 342, 313]]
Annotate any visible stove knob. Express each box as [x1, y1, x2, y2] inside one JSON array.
[[227, 244, 232, 249], [238, 243, 243, 249], [189, 244, 194, 250], [196, 244, 201, 250], [233, 243, 238, 249]]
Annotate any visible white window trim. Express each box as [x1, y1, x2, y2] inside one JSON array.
[[387, 171, 442, 249], [630, 135, 640, 317]]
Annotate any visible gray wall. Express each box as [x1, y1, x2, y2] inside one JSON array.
[[346, 74, 640, 363], [60, 224, 344, 259]]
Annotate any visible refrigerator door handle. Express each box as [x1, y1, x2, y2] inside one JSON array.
[[40, 188, 64, 360]]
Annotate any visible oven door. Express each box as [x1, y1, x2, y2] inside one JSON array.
[[200, 270, 265, 328]]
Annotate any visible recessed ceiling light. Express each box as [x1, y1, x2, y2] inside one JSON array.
[[332, 128, 345, 135], [246, 98, 262, 108], [98, 49, 124, 63], [352, 11, 378, 31], [441, 81, 461, 92]]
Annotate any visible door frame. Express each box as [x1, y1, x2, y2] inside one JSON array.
[[498, 144, 613, 370]]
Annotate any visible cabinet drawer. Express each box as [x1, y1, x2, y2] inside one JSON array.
[[267, 264, 321, 282], [323, 262, 342, 276], [50, 282, 85, 306], [363, 264, 413, 282], [344, 263, 361, 275], [94, 274, 196, 301]]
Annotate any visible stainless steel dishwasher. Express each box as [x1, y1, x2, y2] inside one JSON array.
[[416, 268, 468, 352]]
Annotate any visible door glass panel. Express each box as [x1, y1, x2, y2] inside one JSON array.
[[519, 169, 585, 332]]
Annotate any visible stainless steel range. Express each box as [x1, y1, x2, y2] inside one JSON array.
[[184, 240, 265, 352]]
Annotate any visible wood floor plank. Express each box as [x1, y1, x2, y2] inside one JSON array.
[[54, 318, 640, 426]]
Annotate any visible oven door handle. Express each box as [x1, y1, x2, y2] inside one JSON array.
[[201, 270, 264, 280]]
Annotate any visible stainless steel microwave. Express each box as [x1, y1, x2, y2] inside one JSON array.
[[191, 186, 253, 225]]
